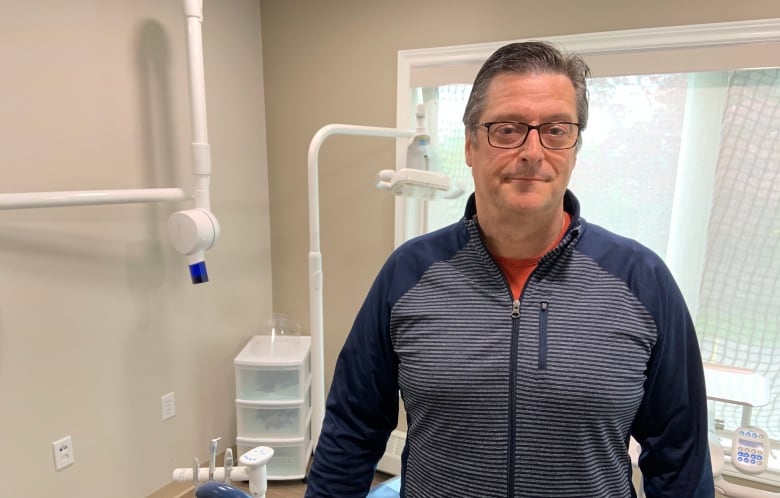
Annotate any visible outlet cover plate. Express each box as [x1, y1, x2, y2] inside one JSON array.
[[161, 392, 176, 420], [52, 435, 75, 471]]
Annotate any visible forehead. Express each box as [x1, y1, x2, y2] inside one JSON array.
[[482, 72, 577, 121]]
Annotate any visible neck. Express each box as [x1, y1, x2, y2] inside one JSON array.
[[476, 207, 565, 260]]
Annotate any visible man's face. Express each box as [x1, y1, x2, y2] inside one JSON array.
[[465, 72, 579, 220]]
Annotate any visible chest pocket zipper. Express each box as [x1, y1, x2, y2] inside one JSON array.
[[539, 301, 549, 369]]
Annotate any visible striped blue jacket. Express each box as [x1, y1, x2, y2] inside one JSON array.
[[306, 190, 713, 498]]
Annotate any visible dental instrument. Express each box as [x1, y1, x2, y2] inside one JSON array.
[[209, 437, 221, 481], [307, 104, 463, 449], [238, 446, 275, 498], [173, 444, 274, 498], [175, 466, 253, 484], [0, 0, 220, 284], [193, 457, 200, 487], [224, 448, 234, 483]]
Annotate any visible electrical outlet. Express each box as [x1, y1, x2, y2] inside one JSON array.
[[161, 392, 176, 420], [52, 435, 75, 471]]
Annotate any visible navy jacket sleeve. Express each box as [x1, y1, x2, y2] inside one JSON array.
[[630, 261, 714, 497], [305, 260, 401, 497]]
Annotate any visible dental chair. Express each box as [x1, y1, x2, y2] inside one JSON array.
[[368, 475, 402, 497], [710, 439, 780, 498], [195, 481, 253, 498], [630, 433, 780, 497]]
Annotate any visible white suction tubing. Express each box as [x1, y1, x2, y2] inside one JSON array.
[[307, 124, 416, 450], [173, 466, 250, 483]]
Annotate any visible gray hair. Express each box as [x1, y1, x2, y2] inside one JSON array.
[[462, 41, 591, 146]]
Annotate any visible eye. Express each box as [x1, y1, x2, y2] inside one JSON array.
[[543, 123, 572, 136], [492, 123, 525, 136]]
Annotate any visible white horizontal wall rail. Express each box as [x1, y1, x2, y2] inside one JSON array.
[[0, 188, 187, 210]]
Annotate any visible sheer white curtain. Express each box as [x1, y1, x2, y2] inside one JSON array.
[[696, 68, 780, 441]]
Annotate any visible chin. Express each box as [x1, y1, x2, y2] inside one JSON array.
[[506, 191, 547, 208]]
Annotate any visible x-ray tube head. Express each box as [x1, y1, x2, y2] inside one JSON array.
[[168, 208, 220, 284]]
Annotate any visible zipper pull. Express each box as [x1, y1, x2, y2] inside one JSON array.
[[511, 300, 520, 318]]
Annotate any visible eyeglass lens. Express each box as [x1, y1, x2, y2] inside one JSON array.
[[487, 122, 578, 149]]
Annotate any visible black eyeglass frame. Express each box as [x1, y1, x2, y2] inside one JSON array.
[[479, 121, 582, 150]]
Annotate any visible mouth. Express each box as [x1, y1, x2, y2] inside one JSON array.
[[505, 176, 546, 183]]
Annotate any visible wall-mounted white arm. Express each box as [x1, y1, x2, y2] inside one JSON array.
[[182, 0, 211, 213], [308, 124, 416, 451], [0, 188, 186, 210], [0, 0, 219, 285], [167, 0, 220, 284]]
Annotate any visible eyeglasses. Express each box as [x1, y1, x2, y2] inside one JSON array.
[[480, 121, 582, 150]]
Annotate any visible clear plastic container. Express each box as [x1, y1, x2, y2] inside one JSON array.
[[235, 390, 311, 439], [237, 421, 312, 480], [234, 335, 311, 402]]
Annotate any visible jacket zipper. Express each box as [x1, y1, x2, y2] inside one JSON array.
[[508, 299, 520, 497], [479, 218, 578, 497], [539, 301, 549, 369]]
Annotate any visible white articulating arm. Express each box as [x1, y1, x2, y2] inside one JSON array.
[[168, 0, 220, 284], [0, 0, 219, 285], [307, 124, 417, 452]]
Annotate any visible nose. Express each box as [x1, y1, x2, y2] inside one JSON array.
[[518, 128, 545, 163]]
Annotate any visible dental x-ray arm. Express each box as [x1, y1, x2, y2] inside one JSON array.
[[167, 0, 220, 284]]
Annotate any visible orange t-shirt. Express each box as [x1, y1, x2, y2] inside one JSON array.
[[492, 212, 571, 300]]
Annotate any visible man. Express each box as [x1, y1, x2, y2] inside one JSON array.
[[305, 41, 714, 497]]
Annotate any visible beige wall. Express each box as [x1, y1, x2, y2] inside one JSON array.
[[261, 0, 780, 427], [0, 1, 271, 497]]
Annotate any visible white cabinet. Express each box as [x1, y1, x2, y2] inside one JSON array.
[[234, 335, 312, 480]]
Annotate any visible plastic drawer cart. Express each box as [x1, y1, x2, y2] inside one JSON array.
[[235, 335, 312, 480]]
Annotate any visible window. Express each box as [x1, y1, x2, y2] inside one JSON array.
[[422, 73, 690, 257], [395, 20, 780, 484]]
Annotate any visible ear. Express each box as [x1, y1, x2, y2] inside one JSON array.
[[465, 130, 474, 167]]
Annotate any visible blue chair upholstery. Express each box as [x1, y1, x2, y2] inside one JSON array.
[[367, 476, 402, 498], [194, 481, 253, 498]]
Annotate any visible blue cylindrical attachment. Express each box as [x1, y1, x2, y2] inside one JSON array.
[[189, 261, 209, 284]]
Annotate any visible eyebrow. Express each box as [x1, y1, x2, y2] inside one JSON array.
[[488, 113, 576, 123]]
